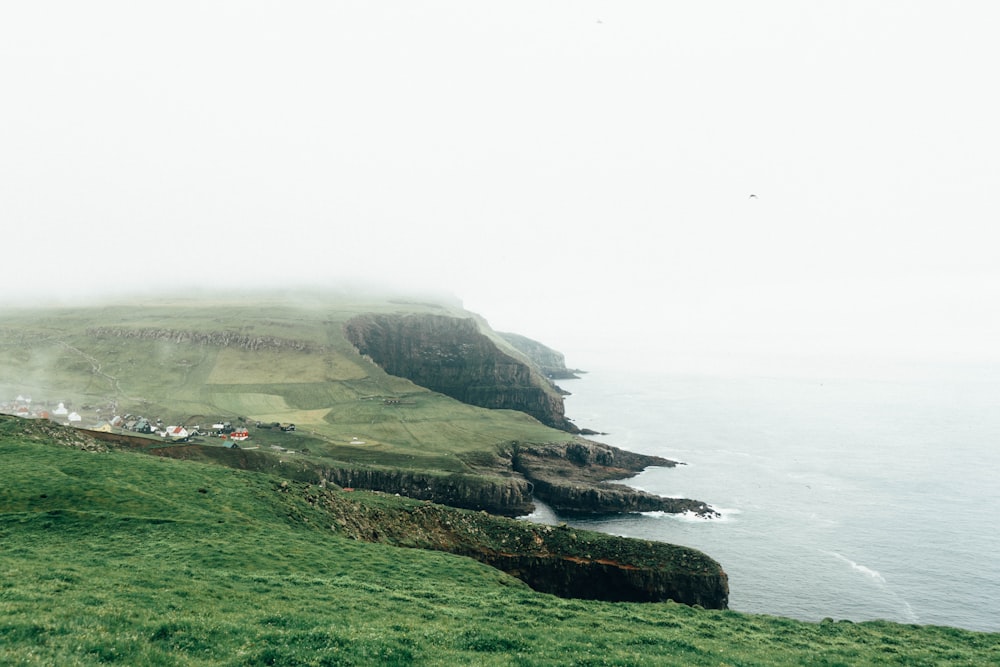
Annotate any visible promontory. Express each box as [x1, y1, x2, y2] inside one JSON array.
[[0, 290, 726, 608]]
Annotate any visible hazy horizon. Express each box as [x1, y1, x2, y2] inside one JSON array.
[[3, 2, 998, 378]]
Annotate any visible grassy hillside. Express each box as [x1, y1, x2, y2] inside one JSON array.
[[0, 293, 572, 475], [3, 428, 997, 666]]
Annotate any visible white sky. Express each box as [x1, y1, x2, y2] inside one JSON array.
[[3, 2, 999, 376]]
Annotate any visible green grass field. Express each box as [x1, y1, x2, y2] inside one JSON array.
[[0, 295, 574, 476], [2, 428, 998, 666], [4, 294, 999, 664]]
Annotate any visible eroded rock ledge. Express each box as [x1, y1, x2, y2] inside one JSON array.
[[87, 327, 317, 352], [138, 436, 716, 518], [142, 444, 535, 516], [283, 480, 729, 608], [508, 440, 719, 518]]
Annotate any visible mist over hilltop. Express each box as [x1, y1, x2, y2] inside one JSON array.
[[3, 2, 999, 376]]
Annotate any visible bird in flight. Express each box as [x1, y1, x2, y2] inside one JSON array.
[[749, 194, 758, 199]]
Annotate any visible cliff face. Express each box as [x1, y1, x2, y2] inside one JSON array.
[[481, 553, 729, 606], [25, 415, 729, 607], [288, 480, 729, 609], [498, 332, 581, 380], [320, 467, 533, 517], [344, 314, 574, 431], [525, 477, 717, 516], [145, 444, 535, 517], [100, 428, 717, 519], [510, 440, 720, 518]]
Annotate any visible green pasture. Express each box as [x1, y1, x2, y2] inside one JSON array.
[[2, 431, 997, 666], [0, 296, 571, 473]]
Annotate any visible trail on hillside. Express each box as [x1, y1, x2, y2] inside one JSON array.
[[58, 341, 121, 395]]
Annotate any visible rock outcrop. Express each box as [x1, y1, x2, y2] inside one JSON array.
[[151, 436, 717, 518], [344, 314, 575, 431], [86, 327, 318, 352], [525, 477, 717, 516], [288, 481, 729, 608], [510, 440, 720, 518], [0, 414, 108, 452], [320, 467, 534, 517], [146, 444, 536, 516], [88, 426, 718, 519]]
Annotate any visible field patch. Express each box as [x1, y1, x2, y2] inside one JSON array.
[[207, 348, 366, 384], [208, 392, 331, 424]]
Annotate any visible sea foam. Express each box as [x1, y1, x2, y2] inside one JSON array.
[[828, 551, 887, 584], [642, 506, 740, 523]]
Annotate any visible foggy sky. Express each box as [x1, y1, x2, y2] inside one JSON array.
[[3, 2, 998, 376]]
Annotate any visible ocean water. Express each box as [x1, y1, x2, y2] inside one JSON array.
[[529, 365, 1000, 632]]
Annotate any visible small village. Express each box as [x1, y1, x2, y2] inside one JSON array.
[[0, 394, 294, 449]]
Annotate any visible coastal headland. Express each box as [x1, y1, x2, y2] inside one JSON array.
[[3, 292, 999, 664], [5, 416, 995, 665], [0, 291, 725, 607]]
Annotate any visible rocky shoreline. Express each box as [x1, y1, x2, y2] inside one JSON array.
[[507, 440, 720, 518], [9, 410, 729, 609], [340, 313, 719, 518], [132, 436, 718, 519], [282, 478, 729, 608], [3, 303, 729, 608]]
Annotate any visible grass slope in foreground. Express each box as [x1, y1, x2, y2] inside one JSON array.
[[2, 431, 997, 666]]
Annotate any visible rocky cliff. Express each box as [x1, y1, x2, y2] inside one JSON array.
[[321, 467, 534, 516], [4, 415, 729, 609], [143, 438, 718, 518], [285, 480, 729, 608], [342, 314, 719, 517], [344, 314, 574, 431], [508, 440, 720, 517], [143, 443, 535, 517], [498, 332, 582, 380]]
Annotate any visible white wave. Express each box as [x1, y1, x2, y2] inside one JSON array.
[[641, 506, 740, 523], [900, 600, 920, 624], [639, 510, 711, 523], [828, 551, 887, 585], [826, 551, 920, 623]]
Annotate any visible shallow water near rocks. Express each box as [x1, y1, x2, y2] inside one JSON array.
[[526, 364, 1000, 632]]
